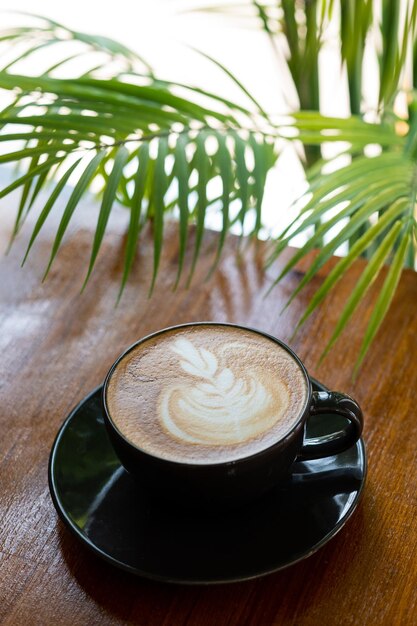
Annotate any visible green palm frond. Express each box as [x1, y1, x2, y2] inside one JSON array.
[[282, 111, 400, 147], [340, 0, 373, 114], [194, 1, 415, 140], [0, 70, 277, 296], [0, 13, 152, 76], [268, 137, 416, 368], [379, 0, 417, 109]]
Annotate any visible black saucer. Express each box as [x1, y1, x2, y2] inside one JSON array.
[[49, 380, 366, 584]]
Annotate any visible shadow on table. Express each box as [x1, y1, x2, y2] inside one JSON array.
[[56, 498, 368, 625]]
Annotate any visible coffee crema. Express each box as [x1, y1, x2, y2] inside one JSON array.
[[106, 325, 308, 463]]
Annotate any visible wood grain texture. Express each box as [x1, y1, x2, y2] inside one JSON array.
[[0, 188, 416, 626]]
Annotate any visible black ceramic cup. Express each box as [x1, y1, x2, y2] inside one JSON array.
[[102, 322, 363, 509]]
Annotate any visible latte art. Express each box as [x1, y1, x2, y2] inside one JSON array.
[[106, 325, 308, 463], [160, 338, 288, 445]]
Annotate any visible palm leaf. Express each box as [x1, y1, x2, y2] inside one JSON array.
[[13, 139, 46, 238], [26, 155, 57, 213], [188, 133, 209, 286], [284, 195, 409, 320], [149, 137, 169, 295], [14, 146, 66, 238], [209, 132, 232, 274], [117, 143, 150, 300], [232, 131, 250, 236], [2, 12, 152, 75], [43, 150, 106, 279], [83, 146, 130, 288], [288, 196, 409, 336], [0, 36, 276, 293], [173, 134, 190, 288], [0, 156, 63, 201], [355, 226, 412, 373], [268, 152, 412, 266], [319, 220, 403, 360], [249, 134, 267, 236], [22, 159, 82, 264], [189, 46, 269, 119], [1, 39, 59, 73], [267, 181, 409, 282], [340, 0, 373, 114], [379, 0, 401, 107]]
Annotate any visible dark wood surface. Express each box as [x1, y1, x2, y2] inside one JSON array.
[[0, 191, 416, 625]]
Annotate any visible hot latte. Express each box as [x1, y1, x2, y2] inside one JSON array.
[[105, 325, 308, 463]]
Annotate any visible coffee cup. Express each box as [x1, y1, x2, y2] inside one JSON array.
[[102, 322, 363, 508]]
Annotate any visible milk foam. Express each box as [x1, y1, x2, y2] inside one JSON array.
[[160, 337, 287, 445], [106, 325, 308, 464]]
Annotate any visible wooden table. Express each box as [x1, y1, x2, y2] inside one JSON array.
[[0, 190, 416, 625]]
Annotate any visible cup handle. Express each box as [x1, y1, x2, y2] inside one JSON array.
[[296, 391, 363, 461]]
